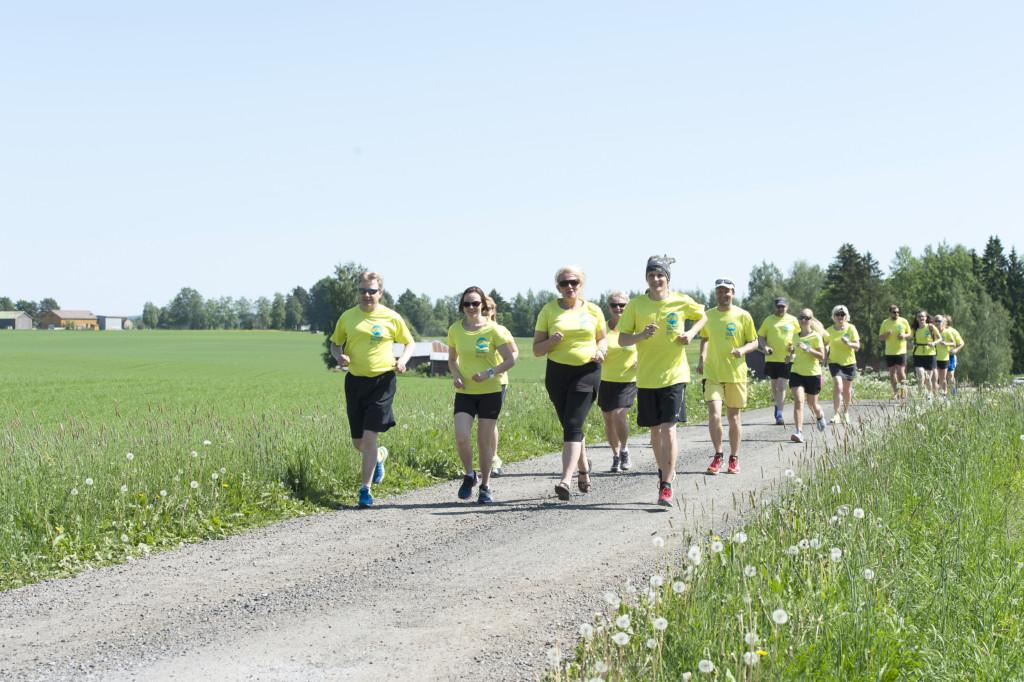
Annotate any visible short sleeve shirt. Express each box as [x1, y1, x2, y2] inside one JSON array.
[[757, 314, 799, 364], [447, 321, 514, 394], [792, 332, 824, 376], [825, 324, 859, 367], [534, 299, 607, 366], [699, 306, 757, 384], [879, 317, 910, 355], [913, 326, 937, 356], [601, 328, 638, 384], [618, 293, 705, 388], [330, 305, 414, 377]]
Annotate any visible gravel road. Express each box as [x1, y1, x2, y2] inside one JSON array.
[[0, 401, 894, 681]]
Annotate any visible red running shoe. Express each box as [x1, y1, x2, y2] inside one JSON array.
[[658, 484, 673, 506], [727, 455, 740, 474], [706, 453, 724, 475]]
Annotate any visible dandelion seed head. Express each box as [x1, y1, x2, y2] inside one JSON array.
[[809, 537, 821, 549], [743, 651, 759, 666], [681, 674, 692, 681], [743, 565, 756, 578], [203, 439, 212, 446], [798, 538, 810, 550], [120, 484, 128, 493], [159, 490, 167, 498], [595, 661, 609, 673], [546, 648, 560, 667], [862, 568, 875, 581], [698, 659, 714, 673], [615, 614, 630, 629], [830, 548, 843, 562], [211, 473, 219, 481], [645, 637, 658, 649], [829, 515, 839, 525], [85, 478, 94, 486], [650, 575, 664, 588], [744, 631, 759, 646], [191, 451, 198, 458], [70, 488, 78, 496], [652, 535, 665, 548], [837, 505, 850, 516], [742, 594, 752, 605], [125, 452, 134, 461], [783, 469, 795, 478], [733, 531, 748, 544], [710, 540, 724, 554], [687, 545, 702, 565], [219, 467, 226, 475], [579, 623, 594, 640], [772, 608, 789, 625], [190, 480, 199, 489], [831, 484, 841, 494], [786, 545, 799, 556], [653, 617, 668, 631], [120, 534, 129, 543], [672, 581, 687, 594], [603, 592, 621, 608], [612, 631, 629, 646], [853, 507, 865, 519]]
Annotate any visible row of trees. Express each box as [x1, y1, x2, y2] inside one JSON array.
[[0, 297, 60, 317], [138, 288, 312, 331]]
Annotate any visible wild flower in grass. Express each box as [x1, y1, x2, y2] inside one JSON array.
[[546, 648, 560, 667], [794, 477, 803, 486], [863, 568, 875, 581], [646, 589, 657, 605], [1020, 434, 1024, 442], [672, 581, 688, 594], [159, 490, 167, 498], [191, 451, 198, 458], [831, 484, 841, 494], [809, 537, 821, 549], [653, 617, 668, 631], [733, 531, 748, 544], [190, 481, 199, 489], [784, 469, 795, 478], [687, 545, 702, 565], [744, 631, 759, 646], [203, 439, 212, 446], [586, 678, 603, 682], [211, 473, 219, 481], [743, 565, 756, 578], [650, 575, 664, 588], [646, 637, 657, 649], [829, 515, 839, 525], [615, 614, 630, 629], [837, 505, 850, 516], [652, 535, 665, 548], [612, 632, 629, 646], [120, 484, 128, 494], [786, 545, 799, 556], [698, 659, 714, 673], [681, 674, 692, 681], [70, 488, 78, 496], [579, 623, 594, 640], [798, 538, 810, 550], [710, 540, 724, 554], [771, 608, 789, 625], [604, 592, 621, 608], [853, 507, 865, 519], [743, 594, 753, 605], [743, 651, 759, 666], [916, 423, 925, 432], [830, 548, 843, 562], [594, 661, 608, 674], [120, 534, 129, 543], [85, 478, 94, 486], [126, 452, 134, 461]]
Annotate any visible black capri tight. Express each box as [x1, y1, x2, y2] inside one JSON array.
[[544, 359, 601, 442]]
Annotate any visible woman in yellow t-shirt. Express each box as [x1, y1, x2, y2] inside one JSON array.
[[933, 314, 962, 397], [789, 309, 827, 444], [943, 313, 966, 396], [533, 266, 607, 501], [910, 310, 941, 397], [825, 304, 861, 424], [447, 286, 517, 504], [599, 290, 638, 473], [484, 295, 518, 476]]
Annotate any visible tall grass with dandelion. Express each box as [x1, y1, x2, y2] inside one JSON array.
[[559, 388, 1024, 680]]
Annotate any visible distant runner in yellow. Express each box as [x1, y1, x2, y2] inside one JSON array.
[[878, 304, 911, 399], [941, 314, 966, 397], [910, 310, 941, 397], [618, 256, 707, 506], [484, 295, 518, 476], [329, 271, 415, 508], [599, 290, 638, 474], [447, 287, 516, 504], [789, 309, 827, 443], [697, 278, 759, 476], [758, 297, 799, 426], [824, 304, 860, 424]]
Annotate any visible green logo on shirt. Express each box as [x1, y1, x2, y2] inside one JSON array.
[[725, 322, 737, 338], [370, 324, 384, 342], [666, 312, 679, 332], [475, 336, 489, 354]]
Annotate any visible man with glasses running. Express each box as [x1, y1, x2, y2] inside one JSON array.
[[698, 278, 759, 475], [878, 304, 911, 400], [330, 271, 415, 508], [757, 297, 798, 425]]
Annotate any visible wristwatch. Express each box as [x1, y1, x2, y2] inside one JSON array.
[[486, 368, 496, 378]]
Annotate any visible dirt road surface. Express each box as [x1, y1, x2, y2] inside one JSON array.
[[0, 402, 893, 681]]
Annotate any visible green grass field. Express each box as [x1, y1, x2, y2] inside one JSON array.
[[558, 389, 1024, 680], [0, 330, 887, 590]]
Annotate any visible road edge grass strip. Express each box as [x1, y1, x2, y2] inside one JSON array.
[[552, 387, 1024, 681]]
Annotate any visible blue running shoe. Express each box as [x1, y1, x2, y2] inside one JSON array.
[[372, 447, 388, 484], [478, 485, 493, 504], [774, 408, 784, 426], [358, 486, 373, 508], [458, 472, 478, 500]]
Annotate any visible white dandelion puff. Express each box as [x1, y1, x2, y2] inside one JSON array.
[[203, 439, 212, 446], [646, 637, 657, 649], [211, 473, 219, 481], [786, 545, 799, 556], [191, 451, 198, 458], [831, 483, 841, 494], [672, 581, 688, 594], [809, 537, 821, 549], [653, 617, 668, 631], [612, 632, 629, 646], [794, 477, 803, 486], [159, 490, 167, 498], [615, 614, 630, 629], [652, 535, 665, 548], [829, 515, 839, 525], [682, 674, 692, 681], [733, 531, 748, 544], [219, 467, 226, 475], [830, 548, 843, 562], [853, 507, 865, 519], [603, 592, 621, 608], [579, 623, 594, 640], [743, 565, 756, 578], [710, 540, 724, 554], [687, 545, 702, 565], [772, 608, 789, 625], [120, 484, 128, 493], [85, 478, 94, 486], [546, 648, 560, 667], [190, 480, 199, 489], [120, 534, 129, 543], [783, 469, 795, 478], [126, 452, 134, 461], [595, 661, 609, 674], [70, 488, 78, 496], [837, 505, 850, 516], [798, 538, 810, 550], [698, 659, 714, 673], [744, 631, 759, 646], [743, 651, 760, 666], [650, 575, 664, 588], [863, 568, 875, 581]]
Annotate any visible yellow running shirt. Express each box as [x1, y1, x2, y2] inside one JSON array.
[[495, 324, 515, 386], [618, 293, 705, 388], [447, 321, 514, 394], [825, 324, 859, 367], [757, 314, 799, 364], [699, 306, 757, 384], [879, 317, 910, 355], [534, 299, 606, 366], [792, 332, 824, 376], [330, 305, 414, 377], [601, 327, 638, 384], [913, 326, 937, 356]]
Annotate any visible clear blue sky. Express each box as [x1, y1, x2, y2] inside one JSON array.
[[2, 2, 1022, 314]]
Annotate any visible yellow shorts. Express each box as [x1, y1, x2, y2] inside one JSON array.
[[703, 380, 748, 409]]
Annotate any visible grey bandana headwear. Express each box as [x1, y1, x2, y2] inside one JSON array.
[[646, 255, 675, 280]]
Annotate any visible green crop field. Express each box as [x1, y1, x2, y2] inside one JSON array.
[[0, 330, 887, 590]]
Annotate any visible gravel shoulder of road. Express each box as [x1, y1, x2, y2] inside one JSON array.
[[0, 401, 898, 681]]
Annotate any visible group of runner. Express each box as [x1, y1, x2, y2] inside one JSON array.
[[329, 261, 965, 508]]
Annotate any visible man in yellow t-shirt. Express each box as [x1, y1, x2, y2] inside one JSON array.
[[618, 255, 707, 506], [697, 277, 759, 476], [757, 297, 798, 426], [329, 271, 415, 508], [943, 314, 966, 396], [878, 304, 911, 399]]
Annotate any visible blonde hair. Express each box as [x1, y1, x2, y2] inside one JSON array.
[[484, 295, 497, 321], [607, 289, 629, 305], [831, 304, 851, 322], [799, 308, 826, 336], [360, 271, 384, 290], [554, 265, 585, 287]]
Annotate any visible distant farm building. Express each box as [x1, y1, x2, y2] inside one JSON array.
[[98, 315, 124, 331], [0, 311, 33, 330], [37, 310, 99, 330], [393, 340, 450, 375]]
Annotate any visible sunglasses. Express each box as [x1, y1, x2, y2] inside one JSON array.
[[834, 312, 847, 317], [358, 287, 380, 295], [610, 303, 626, 309], [558, 279, 581, 288], [890, 310, 900, 315], [462, 300, 483, 308], [798, 315, 811, 321]]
